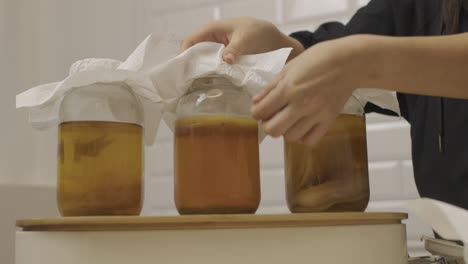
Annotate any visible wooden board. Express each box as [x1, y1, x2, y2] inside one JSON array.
[[17, 212, 407, 232]]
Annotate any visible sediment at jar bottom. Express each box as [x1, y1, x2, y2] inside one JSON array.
[[288, 194, 370, 213], [174, 115, 261, 215], [285, 114, 370, 213], [58, 121, 143, 216]]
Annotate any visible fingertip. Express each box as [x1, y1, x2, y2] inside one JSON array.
[[253, 74, 283, 103], [302, 136, 318, 146], [301, 124, 328, 146], [252, 87, 274, 109], [262, 122, 279, 138], [252, 96, 260, 104], [284, 131, 301, 143], [223, 53, 236, 64], [250, 102, 267, 121], [250, 105, 256, 116], [250, 107, 260, 120], [300, 127, 317, 146], [252, 90, 267, 103], [266, 128, 282, 138]]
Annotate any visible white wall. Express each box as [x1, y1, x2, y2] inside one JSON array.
[[0, 0, 4, 89], [0, 0, 5, 131], [1, 0, 433, 261], [0, 0, 38, 185], [1, 0, 147, 186]]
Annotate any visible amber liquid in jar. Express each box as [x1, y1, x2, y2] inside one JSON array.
[[285, 114, 369, 213], [58, 121, 143, 216], [174, 115, 260, 214]]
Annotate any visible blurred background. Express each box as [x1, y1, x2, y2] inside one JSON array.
[[0, 0, 433, 263]]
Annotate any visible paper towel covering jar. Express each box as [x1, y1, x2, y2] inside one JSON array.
[[15, 35, 295, 217], [284, 95, 369, 213], [57, 83, 144, 216], [174, 75, 261, 215]]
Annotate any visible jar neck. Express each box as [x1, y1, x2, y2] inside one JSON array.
[[189, 75, 239, 93], [60, 83, 143, 125], [176, 75, 252, 117]]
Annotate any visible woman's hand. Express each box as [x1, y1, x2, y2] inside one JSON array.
[[182, 17, 304, 63], [251, 36, 364, 145]]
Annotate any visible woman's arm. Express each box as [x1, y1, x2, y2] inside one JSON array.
[[250, 32, 468, 145], [357, 33, 468, 99]]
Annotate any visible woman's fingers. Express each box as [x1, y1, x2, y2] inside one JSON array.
[[181, 22, 232, 51], [284, 115, 319, 142], [181, 23, 249, 64], [251, 78, 289, 121], [222, 32, 249, 64], [181, 31, 211, 51], [252, 73, 283, 103], [262, 105, 302, 138], [300, 120, 332, 146]]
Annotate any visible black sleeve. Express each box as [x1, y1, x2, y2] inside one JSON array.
[[290, 0, 396, 49], [290, 0, 440, 50]]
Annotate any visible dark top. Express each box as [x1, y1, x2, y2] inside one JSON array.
[[290, 0, 468, 210]]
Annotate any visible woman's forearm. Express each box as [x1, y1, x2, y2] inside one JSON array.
[[354, 33, 468, 99]]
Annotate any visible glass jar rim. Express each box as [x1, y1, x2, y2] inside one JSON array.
[[189, 74, 240, 93]]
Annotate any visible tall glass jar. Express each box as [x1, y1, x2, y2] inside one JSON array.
[[58, 83, 144, 216], [284, 96, 369, 213], [174, 75, 261, 215]]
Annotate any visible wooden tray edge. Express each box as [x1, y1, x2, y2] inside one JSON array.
[[17, 212, 408, 232]]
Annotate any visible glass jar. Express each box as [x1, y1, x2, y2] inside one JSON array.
[[174, 75, 261, 215], [57, 83, 144, 216], [284, 96, 369, 213]]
